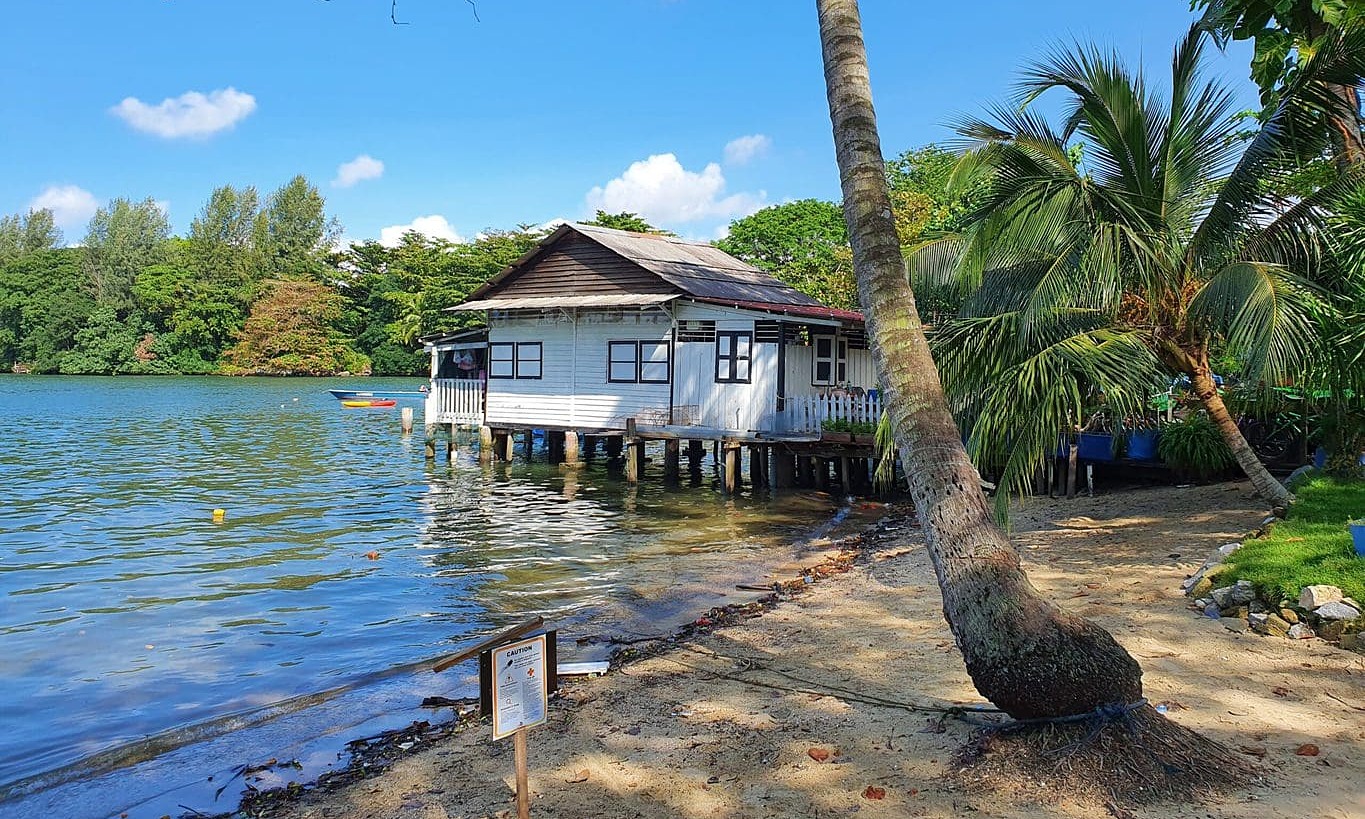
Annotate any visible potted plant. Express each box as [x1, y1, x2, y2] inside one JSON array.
[[1157, 412, 1235, 482], [1077, 411, 1117, 462]]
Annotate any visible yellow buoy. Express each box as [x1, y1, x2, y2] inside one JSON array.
[[212, 508, 226, 523]]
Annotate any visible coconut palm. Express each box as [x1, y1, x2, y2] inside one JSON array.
[[816, 0, 1143, 720], [915, 25, 1365, 509]]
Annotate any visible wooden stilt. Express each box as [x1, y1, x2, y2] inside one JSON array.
[[749, 445, 765, 491], [501, 431, 515, 462], [400, 406, 414, 435], [582, 434, 597, 460], [1066, 443, 1078, 499], [723, 443, 740, 494], [664, 439, 680, 483], [522, 430, 535, 461], [625, 419, 640, 484], [687, 439, 703, 473], [547, 430, 565, 464], [606, 435, 623, 461], [563, 429, 580, 466], [424, 425, 437, 461], [814, 458, 828, 491], [479, 425, 494, 463], [774, 450, 797, 488]]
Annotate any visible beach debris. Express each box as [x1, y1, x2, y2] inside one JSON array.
[[212, 508, 226, 523], [1295, 743, 1320, 756], [862, 785, 886, 800], [364, 551, 380, 560], [566, 770, 590, 783], [807, 747, 831, 762]]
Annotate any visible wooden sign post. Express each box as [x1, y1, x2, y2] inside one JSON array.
[[480, 631, 557, 819]]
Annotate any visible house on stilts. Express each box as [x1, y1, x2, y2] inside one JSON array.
[[423, 222, 885, 492]]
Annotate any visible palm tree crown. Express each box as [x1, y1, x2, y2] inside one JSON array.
[[916, 25, 1364, 509]]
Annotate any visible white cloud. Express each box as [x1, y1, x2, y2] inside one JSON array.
[[723, 134, 772, 166], [29, 184, 98, 231], [110, 87, 256, 139], [585, 153, 765, 226], [379, 215, 465, 247], [332, 154, 385, 188]]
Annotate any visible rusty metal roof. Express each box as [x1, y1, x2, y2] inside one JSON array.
[[452, 293, 679, 311], [460, 223, 833, 311], [570, 223, 824, 306], [693, 298, 864, 324]]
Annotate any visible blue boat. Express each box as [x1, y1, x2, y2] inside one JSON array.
[[328, 388, 427, 401]]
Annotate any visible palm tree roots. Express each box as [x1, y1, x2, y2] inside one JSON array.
[[951, 705, 1257, 808]]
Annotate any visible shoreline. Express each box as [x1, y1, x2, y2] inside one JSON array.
[[218, 507, 902, 818], [242, 482, 1364, 819]]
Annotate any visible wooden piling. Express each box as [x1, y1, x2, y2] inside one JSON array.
[[749, 445, 765, 491], [479, 425, 494, 463], [400, 407, 414, 435], [606, 435, 623, 461], [687, 439, 703, 473], [547, 430, 565, 464], [424, 425, 437, 461], [663, 439, 680, 483], [563, 429, 580, 466], [1066, 443, 1078, 499], [773, 449, 797, 488], [625, 419, 640, 484], [814, 458, 828, 491], [723, 443, 741, 494], [522, 430, 535, 461]]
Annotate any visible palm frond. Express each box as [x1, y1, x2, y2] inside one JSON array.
[[1188, 261, 1325, 383]]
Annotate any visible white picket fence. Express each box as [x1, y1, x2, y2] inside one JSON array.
[[780, 393, 883, 434], [425, 378, 485, 425]]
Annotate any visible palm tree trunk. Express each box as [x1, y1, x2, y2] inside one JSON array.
[[1187, 363, 1295, 507], [816, 0, 1143, 719]]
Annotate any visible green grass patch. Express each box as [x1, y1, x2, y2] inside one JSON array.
[[1220, 476, 1365, 604]]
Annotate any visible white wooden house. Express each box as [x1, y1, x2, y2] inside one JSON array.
[[424, 223, 881, 438]]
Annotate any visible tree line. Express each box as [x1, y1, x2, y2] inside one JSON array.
[[0, 149, 963, 379]]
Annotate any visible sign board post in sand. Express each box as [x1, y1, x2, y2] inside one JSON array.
[[480, 631, 557, 819]]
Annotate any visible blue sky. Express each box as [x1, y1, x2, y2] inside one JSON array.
[[1, 1, 1256, 246]]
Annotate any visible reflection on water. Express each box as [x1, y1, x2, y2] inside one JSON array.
[[0, 377, 850, 818]]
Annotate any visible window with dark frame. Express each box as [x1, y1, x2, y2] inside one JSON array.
[[489, 342, 515, 379], [715, 331, 752, 383], [515, 342, 542, 379], [812, 335, 847, 385], [490, 342, 542, 379], [607, 340, 671, 384]]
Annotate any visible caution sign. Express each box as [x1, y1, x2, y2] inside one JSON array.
[[480, 632, 557, 740]]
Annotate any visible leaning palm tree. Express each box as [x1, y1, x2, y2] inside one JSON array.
[[915, 25, 1365, 509], [815, 0, 1143, 721]]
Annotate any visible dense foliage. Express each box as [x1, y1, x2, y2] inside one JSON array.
[[2, 145, 968, 377], [0, 177, 547, 377]]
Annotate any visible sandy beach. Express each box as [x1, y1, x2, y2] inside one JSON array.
[[255, 482, 1365, 819]]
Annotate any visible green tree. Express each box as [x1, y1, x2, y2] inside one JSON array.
[[221, 279, 368, 375], [0, 248, 89, 370], [917, 26, 1365, 509], [258, 175, 339, 279], [886, 145, 990, 238], [187, 184, 262, 292], [716, 199, 856, 310], [1195, 0, 1364, 166], [0, 209, 62, 265], [583, 210, 669, 234], [83, 198, 170, 313]]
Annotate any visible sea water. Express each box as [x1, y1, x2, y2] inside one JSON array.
[[0, 377, 858, 818]]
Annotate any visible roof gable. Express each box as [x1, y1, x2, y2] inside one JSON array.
[[462, 223, 827, 308]]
